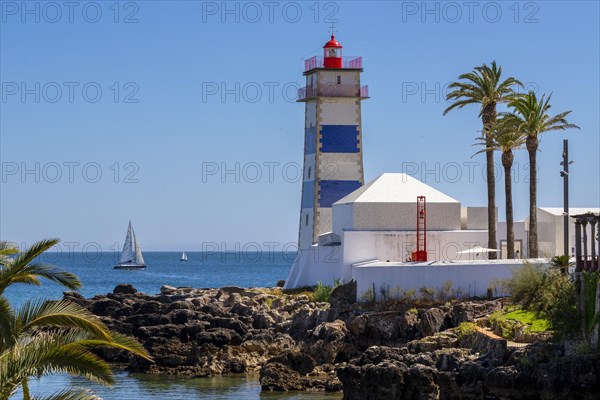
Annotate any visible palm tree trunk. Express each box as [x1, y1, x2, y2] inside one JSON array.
[[502, 151, 515, 259], [527, 135, 539, 258], [22, 378, 30, 400], [483, 104, 498, 259]]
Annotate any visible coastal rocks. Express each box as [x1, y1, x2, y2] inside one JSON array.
[[306, 320, 350, 364], [337, 338, 486, 400], [76, 284, 538, 397], [260, 353, 342, 392], [266, 351, 316, 375], [450, 300, 502, 325], [329, 280, 357, 310], [347, 311, 419, 348], [113, 283, 137, 294], [417, 308, 447, 337]]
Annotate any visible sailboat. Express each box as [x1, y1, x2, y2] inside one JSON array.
[[180, 251, 188, 262], [114, 221, 146, 270]]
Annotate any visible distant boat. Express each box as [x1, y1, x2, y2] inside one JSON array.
[[180, 251, 188, 262], [114, 221, 146, 270]]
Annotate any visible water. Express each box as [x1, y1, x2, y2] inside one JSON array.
[[5, 252, 342, 399], [21, 372, 341, 400], [5, 251, 296, 307]]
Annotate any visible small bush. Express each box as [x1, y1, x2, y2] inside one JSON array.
[[419, 286, 435, 302], [359, 286, 375, 303], [488, 311, 519, 339], [456, 322, 477, 339], [404, 289, 417, 302], [379, 284, 391, 301], [312, 281, 333, 303], [507, 261, 578, 337]]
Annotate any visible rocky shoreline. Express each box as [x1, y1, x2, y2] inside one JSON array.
[[64, 282, 600, 399]]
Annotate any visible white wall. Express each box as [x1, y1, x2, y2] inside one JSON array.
[[342, 230, 491, 264], [284, 245, 347, 289], [352, 260, 536, 300]]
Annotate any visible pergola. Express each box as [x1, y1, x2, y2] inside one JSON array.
[[572, 212, 600, 272]]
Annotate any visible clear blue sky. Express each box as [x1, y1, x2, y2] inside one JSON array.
[[1, 1, 599, 251]]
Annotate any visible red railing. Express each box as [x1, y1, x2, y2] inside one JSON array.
[[304, 56, 363, 71], [297, 84, 369, 101]]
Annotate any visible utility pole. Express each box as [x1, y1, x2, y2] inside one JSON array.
[[560, 139, 573, 256]]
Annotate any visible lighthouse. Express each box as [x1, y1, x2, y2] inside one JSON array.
[[297, 35, 369, 249]]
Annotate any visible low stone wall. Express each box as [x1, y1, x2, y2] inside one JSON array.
[[352, 260, 548, 300]]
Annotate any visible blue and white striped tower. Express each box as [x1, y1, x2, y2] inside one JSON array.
[[297, 35, 369, 249]]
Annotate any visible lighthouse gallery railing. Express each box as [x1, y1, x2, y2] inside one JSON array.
[[304, 56, 363, 71]]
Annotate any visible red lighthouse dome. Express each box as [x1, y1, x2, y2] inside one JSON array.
[[323, 35, 342, 68]]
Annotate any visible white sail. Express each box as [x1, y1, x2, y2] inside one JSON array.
[[180, 251, 187, 261], [119, 222, 135, 263], [117, 221, 145, 267]]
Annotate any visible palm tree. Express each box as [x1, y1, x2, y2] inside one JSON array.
[[550, 254, 574, 275], [444, 61, 523, 259], [0, 239, 152, 400], [476, 117, 526, 259], [505, 92, 580, 258]]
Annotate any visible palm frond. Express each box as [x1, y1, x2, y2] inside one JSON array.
[[68, 331, 153, 362], [17, 300, 111, 341], [30, 388, 102, 400], [0, 238, 81, 295]]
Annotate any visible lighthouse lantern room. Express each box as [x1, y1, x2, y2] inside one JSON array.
[[323, 35, 343, 68], [297, 35, 369, 249]]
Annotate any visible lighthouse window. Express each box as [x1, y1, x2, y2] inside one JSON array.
[[308, 167, 312, 179], [337, 75, 341, 85], [329, 48, 337, 57], [305, 214, 309, 226]]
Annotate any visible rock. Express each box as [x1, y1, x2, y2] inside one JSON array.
[[417, 308, 446, 337], [276, 280, 285, 287], [113, 284, 137, 295], [260, 362, 306, 391], [91, 298, 121, 317], [230, 302, 254, 317], [224, 293, 242, 307], [210, 316, 249, 336], [337, 360, 408, 400], [450, 301, 501, 326], [136, 324, 181, 340], [267, 351, 316, 375], [253, 311, 275, 330], [63, 291, 87, 307], [329, 280, 357, 309], [308, 320, 349, 364], [160, 285, 177, 295], [166, 301, 195, 312], [139, 300, 163, 314], [197, 328, 242, 346], [170, 309, 196, 324]]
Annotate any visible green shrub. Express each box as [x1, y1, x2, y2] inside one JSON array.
[[360, 286, 375, 303], [456, 322, 477, 339], [419, 286, 435, 302], [488, 311, 519, 339], [582, 272, 600, 332], [507, 261, 578, 336], [436, 281, 453, 301], [313, 281, 333, 303], [404, 289, 417, 302]]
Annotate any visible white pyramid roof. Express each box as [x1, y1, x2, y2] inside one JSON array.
[[335, 173, 459, 205], [539, 207, 600, 216]]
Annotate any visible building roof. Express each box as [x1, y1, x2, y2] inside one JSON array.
[[334, 173, 459, 205], [323, 35, 342, 48], [539, 207, 600, 216]]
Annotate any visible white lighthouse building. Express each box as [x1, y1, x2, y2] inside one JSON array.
[[285, 36, 595, 299], [297, 35, 368, 249]]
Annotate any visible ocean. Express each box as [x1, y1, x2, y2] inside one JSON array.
[[4, 251, 342, 400]]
